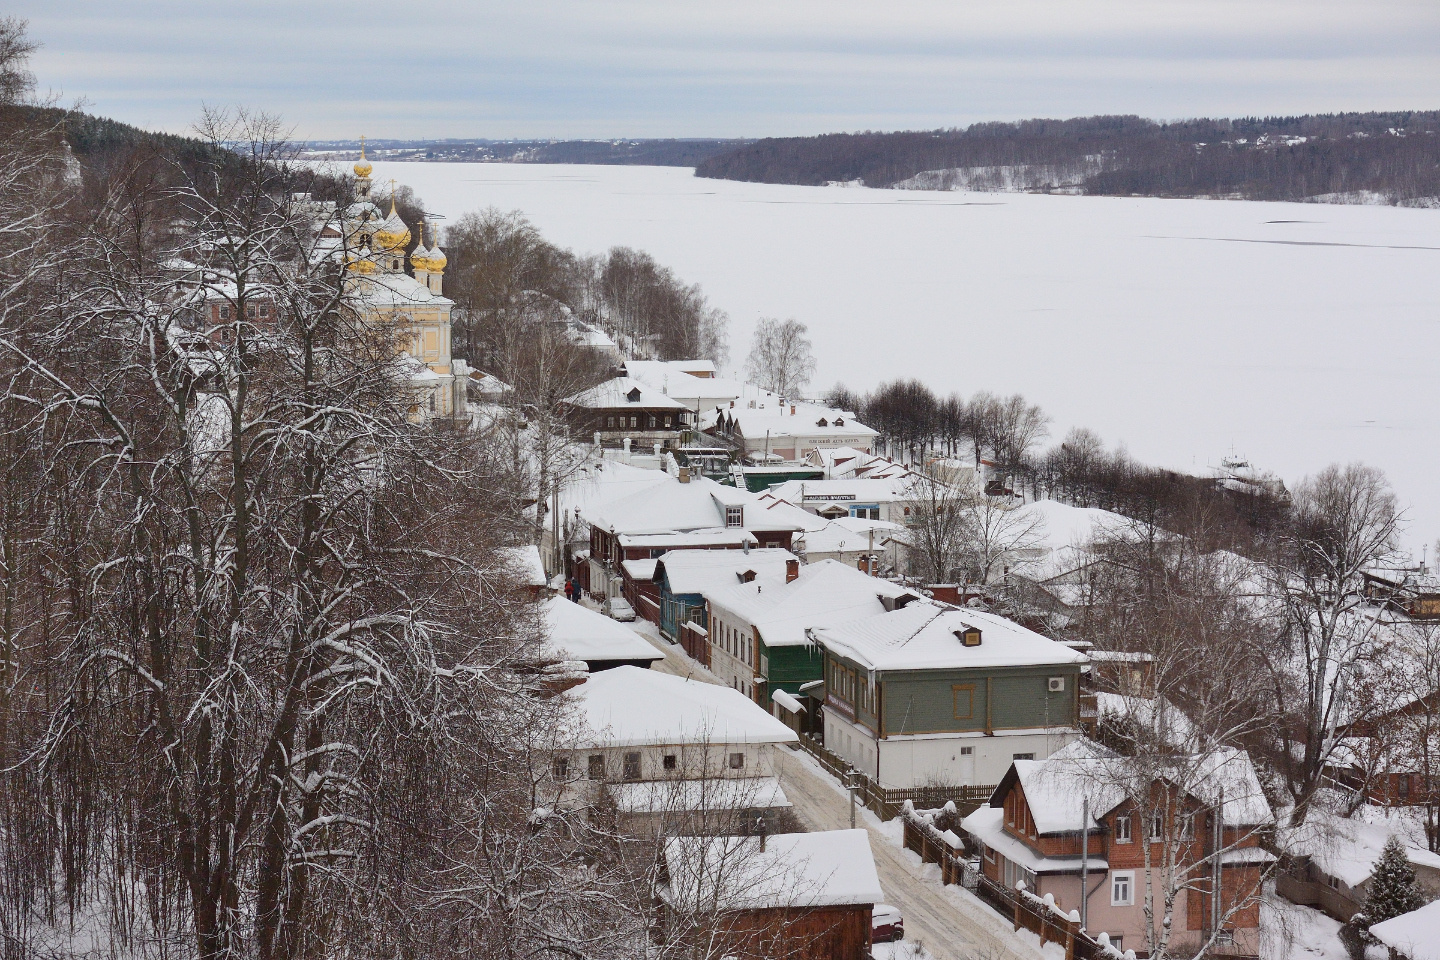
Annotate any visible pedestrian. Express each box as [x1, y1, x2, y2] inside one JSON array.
[[570, 579, 580, 602], [564, 578, 574, 602]]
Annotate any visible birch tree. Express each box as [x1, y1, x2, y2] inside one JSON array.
[[744, 317, 815, 400]]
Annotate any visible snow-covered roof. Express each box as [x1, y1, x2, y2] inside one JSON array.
[[1006, 747, 1274, 835], [608, 776, 790, 814], [1094, 693, 1202, 752], [962, 807, 1110, 876], [623, 360, 740, 405], [705, 560, 915, 649], [564, 376, 688, 410], [499, 545, 547, 588], [655, 548, 797, 596], [572, 666, 799, 748], [351, 271, 453, 306], [662, 830, 882, 910], [558, 459, 674, 528], [718, 403, 878, 441], [617, 529, 758, 550], [620, 558, 659, 581], [816, 603, 1087, 672], [796, 517, 903, 556], [1282, 805, 1440, 888], [1371, 899, 1440, 960], [805, 448, 916, 480], [540, 597, 662, 665], [583, 475, 808, 536]]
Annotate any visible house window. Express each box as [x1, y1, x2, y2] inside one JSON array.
[[725, 505, 743, 528], [1178, 813, 1195, 840], [1111, 871, 1134, 906], [607, 417, 615, 428], [1013, 753, 1035, 761], [1150, 813, 1165, 841], [553, 757, 569, 780], [1114, 815, 1132, 843], [1215, 930, 1233, 945], [588, 755, 605, 780], [663, 754, 677, 771], [960, 746, 974, 756], [623, 752, 642, 780], [1399, 776, 1411, 798], [953, 684, 975, 720], [647, 415, 656, 429], [664, 416, 672, 427], [629, 416, 637, 428], [246, 303, 258, 319], [219, 305, 231, 320], [728, 752, 745, 770]]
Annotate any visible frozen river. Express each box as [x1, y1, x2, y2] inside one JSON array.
[[363, 161, 1440, 550]]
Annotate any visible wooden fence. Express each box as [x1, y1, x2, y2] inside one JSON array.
[[794, 734, 994, 821]]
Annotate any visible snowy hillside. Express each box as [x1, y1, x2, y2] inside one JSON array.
[[361, 161, 1440, 549]]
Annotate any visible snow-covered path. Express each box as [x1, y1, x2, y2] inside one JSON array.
[[627, 618, 1044, 960]]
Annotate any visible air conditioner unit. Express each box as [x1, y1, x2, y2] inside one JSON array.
[[1048, 677, 1065, 692]]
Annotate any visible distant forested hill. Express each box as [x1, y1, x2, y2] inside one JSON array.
[[694, 113, 1440, 205]]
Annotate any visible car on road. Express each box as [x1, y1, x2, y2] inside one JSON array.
[[872, 903, 903, 942], [604, 596, 636, 622]]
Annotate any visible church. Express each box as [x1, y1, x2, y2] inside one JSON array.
[[330, 143, 468, 421]]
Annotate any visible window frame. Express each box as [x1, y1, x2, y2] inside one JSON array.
[[952, 684, 976, 720], [728, 751, 745, 770], [1114, 814, 1132, 843], [588, 754, 605, 780], [553, 756, 570, 780], [622, 751, 642, 781], [1111, 870, 1134, 907]]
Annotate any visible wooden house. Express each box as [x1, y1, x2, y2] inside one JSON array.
[[651, 549, 797, 652], [813, 603, 1087, 788], [658, 829, 882, 960], [563, 376, 690, 450], [963, 751, 1275, 957]]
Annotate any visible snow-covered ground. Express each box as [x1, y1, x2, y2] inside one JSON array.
[[362, 161, 1440, 549]]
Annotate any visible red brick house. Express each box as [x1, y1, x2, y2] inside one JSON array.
[[962, 750, 1275, 957]]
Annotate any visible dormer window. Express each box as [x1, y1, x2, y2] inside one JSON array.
[[816, 418, 829, 427], [725, 505, 743, 528], [627, 387, 642, 403], [834, 417, 845, 426], [957, 627, 982, 647], [739, 570, 757, 583]]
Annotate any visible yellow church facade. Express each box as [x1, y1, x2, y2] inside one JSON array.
[[338, 145, 468, 420]]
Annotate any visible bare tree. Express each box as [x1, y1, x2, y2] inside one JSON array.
[[744, 317, 816, 400], [1262, 463, 1401, 825], [905, 475, 1046, 588]]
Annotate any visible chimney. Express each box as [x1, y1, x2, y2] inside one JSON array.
[[678, 466, 691, 483], [786, 558, 799, 583], [790, 404, 796, 416]]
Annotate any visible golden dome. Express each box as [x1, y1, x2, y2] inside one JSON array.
[[353, 135, 372, 178], [409, 244, 432, 272], [372, 198, 410, 252], [427, 244, 446, 272]]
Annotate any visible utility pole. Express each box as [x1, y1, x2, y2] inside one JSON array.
[[1212, 786, 1224, 936], [846, 765, 860, 829], [1080, 796, 1089, 931]]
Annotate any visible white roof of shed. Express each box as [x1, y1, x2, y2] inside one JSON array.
[[609, 776, 790, 814], [662, 830, 882, 910], [541, 597, 662, 665], [498, 545, 547, 588], [1371, 900, 1440, 960], [572, 666, 799, 749]]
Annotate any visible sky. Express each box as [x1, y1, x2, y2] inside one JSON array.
[[17, 1, 1440, 140]]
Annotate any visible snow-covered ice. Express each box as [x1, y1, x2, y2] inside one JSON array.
[[363, 161, 1440, 548]]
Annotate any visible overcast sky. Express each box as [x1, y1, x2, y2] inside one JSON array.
[[17, 1, 1440, 140]]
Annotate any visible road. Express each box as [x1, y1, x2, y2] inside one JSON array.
[[629, 619, 1043, 960]]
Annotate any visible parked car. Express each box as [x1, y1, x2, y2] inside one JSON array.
[[604, 596, 636, 622], [872, 903, 903, 943]]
